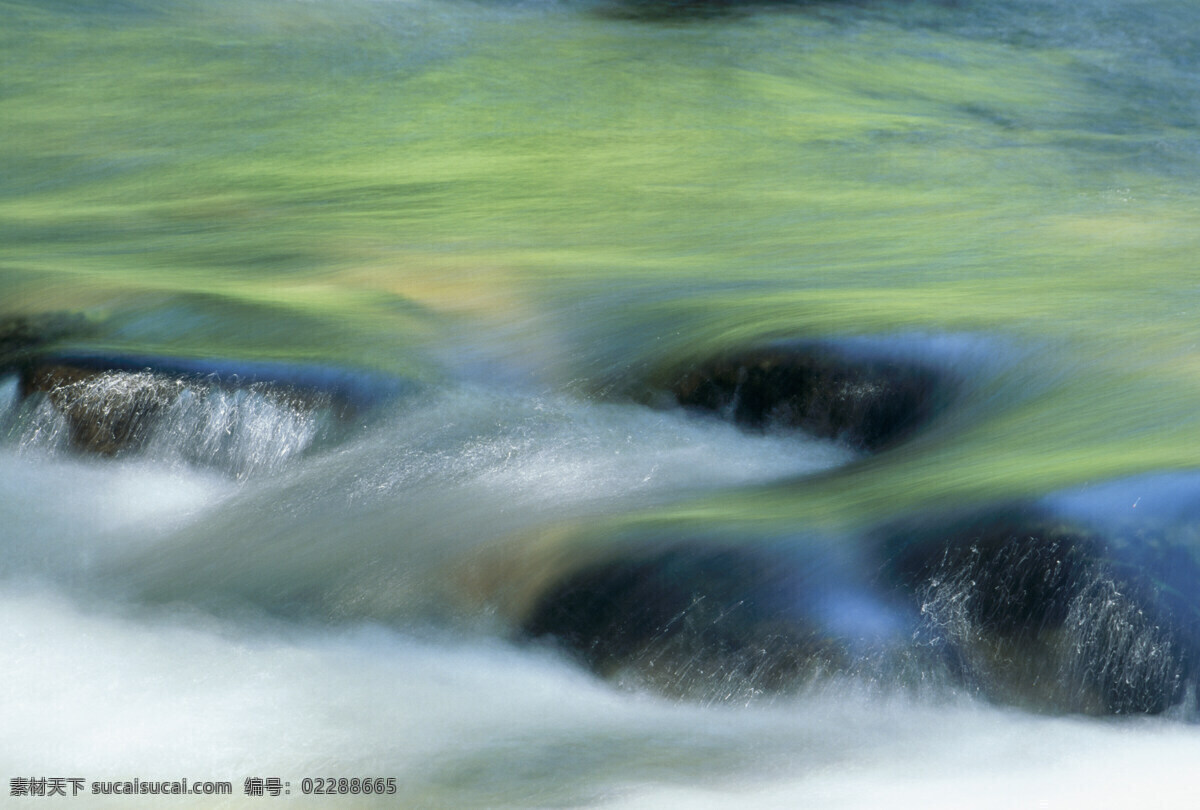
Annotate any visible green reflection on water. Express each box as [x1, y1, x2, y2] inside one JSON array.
[[3, 0, 1199, 515]]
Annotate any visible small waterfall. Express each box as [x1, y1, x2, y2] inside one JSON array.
[[139, 382, 335, 478], [3, 368, 340, 478]]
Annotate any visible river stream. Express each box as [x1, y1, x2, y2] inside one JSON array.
[[3, 0, 1200, 806]]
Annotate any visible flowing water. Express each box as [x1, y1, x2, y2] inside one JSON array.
[[3, 0, 1200, 805]]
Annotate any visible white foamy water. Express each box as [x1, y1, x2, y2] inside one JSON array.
[[2, 587, 1197, 809], [363, 386, 858, 506], [138, 383, 335, 478], [0, 384, 1193, 777], [0, 452, 235, 574], [2, 370, 337, 478], [64, 385, 856, 625], [2, 379, 1198, 807]]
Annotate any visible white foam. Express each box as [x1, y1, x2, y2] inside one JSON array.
[[3, 587, 1198, 808], [97, 387, 856, 621], [6, 370, 337, 478], [358, 387, 857, 509], [139, 384, 334, 478], [7, 379, 1195, 809], [0, 452, 235, 572], [609, 714, 1200, 810]]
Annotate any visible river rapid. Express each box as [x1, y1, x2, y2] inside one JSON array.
[[3, 0, 1200, 806]]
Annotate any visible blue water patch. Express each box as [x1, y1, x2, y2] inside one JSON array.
[[0, 375, 18, 418], [1045, 469, 1200, 528]]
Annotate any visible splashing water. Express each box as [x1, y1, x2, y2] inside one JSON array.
[[3, 370, 339, 478], [4, 0, 1200, 804]]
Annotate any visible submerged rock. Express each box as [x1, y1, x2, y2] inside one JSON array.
[[522, 542, 916, 700], [666, 341, 952, 452], [20, 365, 186, 456], [7, 353, 405, 474], [522, 495, 1200, 715], [877, 506, 1196, 715]]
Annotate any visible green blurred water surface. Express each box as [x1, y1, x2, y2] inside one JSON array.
[[4, 0, 1200, 522]]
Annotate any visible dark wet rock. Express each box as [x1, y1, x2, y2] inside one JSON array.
[[20, 365, 183, 455], [876, 506, 1197, 715], [9, 353, 407, 469], [522, 543, 915, 699], [27, 352, 403, 415], [524, 495, 1200, 715], [881, 509, 1103, 639], [17, 361, 334, 459], [667, 342, 951, 452], [0, 312, 91, 368]]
